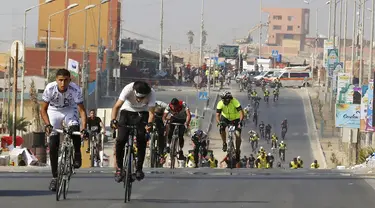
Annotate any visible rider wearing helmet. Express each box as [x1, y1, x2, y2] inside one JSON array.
[[281, 118, 288, 131], [191, 129, 209, 168], [310, 160, 319, 169], [297, 156, 303, 168], [266, 152, 274, 168], [216, 91, 244, 163], [278, 140, 287, 159]]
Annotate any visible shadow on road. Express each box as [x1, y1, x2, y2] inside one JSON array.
[[0, 190, 80, 197], [134, 198, 269, 204]]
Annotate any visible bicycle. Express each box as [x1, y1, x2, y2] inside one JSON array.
[[271, 139, 278, 149], [250, 139, 258, 153], [54, 127, 81, 201], [259, 128, 265, 139], [281, 128, 287, 140], [169, 123, 185, 169], [89, 127, 102, 168], [279, 149, 286, 162], [225, 124, 237, 169], [253, 112, 258, 126], [265, 132, 270, 144], [273, 93, 279, 102], [264, 95, 269, 104]]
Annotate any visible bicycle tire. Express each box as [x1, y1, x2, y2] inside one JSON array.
[[198, 147, 203, 168], [150, 133, 158, 168], [63, 148, 73, 199], [170, 136, 177, 169], [56, 147, 66, 201], [123, 145, 132, 203], [90, 138, 95, 167]]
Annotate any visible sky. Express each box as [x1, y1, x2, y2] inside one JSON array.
[[1, 0, 372, 52]]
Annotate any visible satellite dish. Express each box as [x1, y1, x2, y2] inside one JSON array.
[[11, 40, 24, 62]]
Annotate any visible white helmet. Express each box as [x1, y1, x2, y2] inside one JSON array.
[[297, 156, 301, 159], [280, 141, 284, 144], [220, 91, 232, 99], [268, 153, 271, 156], [260, 146, 264, 150]]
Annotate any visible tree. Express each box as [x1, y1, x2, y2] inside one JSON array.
[[30, 79, 42, 132], [7, 115, 31, 136], [187, 30, 195, 58], [202, 30, 208, 46]]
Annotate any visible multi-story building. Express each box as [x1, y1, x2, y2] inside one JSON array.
[[261, 8, 310, 56]]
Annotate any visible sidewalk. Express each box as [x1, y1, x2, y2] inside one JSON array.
[[307, 86, 350, 168]]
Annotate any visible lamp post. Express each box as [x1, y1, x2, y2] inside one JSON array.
[[369, 0, 375, 83], [22, 0, 55, 118], [65, 4, 96, 69], [46, 3, 79, 86], [95, 0, 110, 109]]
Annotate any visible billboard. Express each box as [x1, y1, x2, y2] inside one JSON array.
[[367, 80, 375, 131], [218, 45, 239, 59], [335, 104, 361, 128]]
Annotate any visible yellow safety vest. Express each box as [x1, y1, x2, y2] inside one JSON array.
[[290, 161, 298, 169]]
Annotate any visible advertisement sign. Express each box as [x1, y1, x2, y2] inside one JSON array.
[[335, 104, 361, 128], [327, 49, 339, 77], [336, 73, 352, 103], [360, 84, 369, 132], [218, 45, 239, 59], [323, 39, 333, 68], [68, 58, 79, 77], [332, 63, 344, 95], [366, 80, 375, 131]]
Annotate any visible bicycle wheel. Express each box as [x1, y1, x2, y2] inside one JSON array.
[[149, 133, 157, 168], [170, 137, 177, 169], [198, 148, 203, 168], [228, 140, 235, 169], [123, 145, 132, 203], [63, 147, 73, 199], [90, 138, 95, 167], [56, 147, 66, 201]]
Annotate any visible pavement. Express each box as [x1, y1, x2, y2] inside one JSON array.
[[209, 83, 316, 166]]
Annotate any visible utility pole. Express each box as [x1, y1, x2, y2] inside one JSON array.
[[82, 9, 89, 103], [199, 0, 204, 69], [7, 58, 11, 134], [343, 0, 348, 72], [369, 0, 375, 82], [351, 0, 357, 81], [328, 0, 332, 41], [116, 17, 123, 92], [338, 0, 343, 58], [259, 0, 262, 59], [333, 0, 337, 49], [95, 2, 104, 109], [359, 0, 365, 85], [159, 0, 164, 72], [106, 0, 113, 96], [12, 43, 19, 147]]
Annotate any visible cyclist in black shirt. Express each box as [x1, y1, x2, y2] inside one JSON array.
[[265, 124, 272, 139], [86, 109, 105, 153]]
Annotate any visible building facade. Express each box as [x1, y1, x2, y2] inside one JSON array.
[[263, 8, 310, 51]]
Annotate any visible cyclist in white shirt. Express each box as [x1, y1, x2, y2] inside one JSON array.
[[111, 81, 156, 182], [40, 69, 88, 192]]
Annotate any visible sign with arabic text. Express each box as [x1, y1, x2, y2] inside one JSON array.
[[218, 45, 239, 59]]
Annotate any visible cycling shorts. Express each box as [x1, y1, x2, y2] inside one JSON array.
[[48, 107, 79, 135]]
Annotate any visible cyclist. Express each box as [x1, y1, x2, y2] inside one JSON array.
[[266, 152, 274, 168], [86, 109, 105, 153], [155, 100, 168, 156], [191, 129, 209, 168], [257, 146, 266, 157], [256, 152, 267, 169], [247, 154, 256, 168], [259, 121, 265, 137], [163, 98, 191, 157], [281, 118, 288, 132], [279, 140, 287, 160], [273, 87, 279, 101], [253, 110, 258, 125], [263, 88, 270, 102], [248, 130, 259, 151], [271, 133, 278, 149], [251, 89, 258, 101], [265, 124, 272, 139], [290, 157, 299, 169], [216, 91, 244, 162], [111, 81, 156, 182], [41, 69, 88, 191], [310, 160, 320, 169], [297, 156, 304, 168], [243, 104, 251, 120]]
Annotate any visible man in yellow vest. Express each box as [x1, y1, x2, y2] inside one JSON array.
[[310, 160, 319, 169], [289, 157, 299, 169]]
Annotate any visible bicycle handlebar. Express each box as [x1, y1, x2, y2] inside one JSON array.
[[55, 129, 81, 136]]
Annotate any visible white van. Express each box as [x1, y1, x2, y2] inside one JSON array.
[[273, 70, 312, 87]]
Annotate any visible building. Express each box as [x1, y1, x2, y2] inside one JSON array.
[[261, 8, 310, 56], [37, 0, 121, 51]]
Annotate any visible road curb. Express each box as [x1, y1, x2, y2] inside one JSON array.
[[304, 88, 328, 169]]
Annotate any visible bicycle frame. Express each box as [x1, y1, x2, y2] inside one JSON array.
[[169, 122, 184, 169], [123, 124, 137, 203], [149, 123, 159, 168], [227, 125, 236, 169]]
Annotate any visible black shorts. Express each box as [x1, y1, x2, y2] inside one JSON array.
[[219, 116, 241, 133]]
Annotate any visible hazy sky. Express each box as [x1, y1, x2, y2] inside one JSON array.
[[1, 0, 372, 52]]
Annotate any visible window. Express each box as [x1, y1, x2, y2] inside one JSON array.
[[287, 26, 293, 31], [288, 16, 294, 21], [289, 73, 310, 78], [281, 73, 288, 78], [273, 25, 282, 30], [284, 34, 294, 39], [273, 15, 282, 20]]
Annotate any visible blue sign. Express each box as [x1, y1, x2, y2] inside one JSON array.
[[272, 50, 279, 57], [198, 91, 208, 100]]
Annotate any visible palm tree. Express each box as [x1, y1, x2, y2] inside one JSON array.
[[30, 79, 42, 132], [202, 30, 208, 46], [187, 30, 195, 61], [7, 115, 31, 136]]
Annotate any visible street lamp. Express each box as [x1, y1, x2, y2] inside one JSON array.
[[65, 4, 96, 69], [46, 3, 79, 86], [95, 0, 111, 109], [22, 0, 55, 118]]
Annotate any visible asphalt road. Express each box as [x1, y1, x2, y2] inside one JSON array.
[[1, 169, 375, 207]]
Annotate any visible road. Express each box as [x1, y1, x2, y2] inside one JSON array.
[[1, 169, 375, 207], [209, 83, 314, 166]]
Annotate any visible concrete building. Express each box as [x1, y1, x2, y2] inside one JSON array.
[[261, 7, 310, 56]]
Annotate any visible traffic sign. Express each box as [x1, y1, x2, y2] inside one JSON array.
[[272, 50, 278, 57], [11, 40, 24, 61], [198, 91, 208, 100]]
